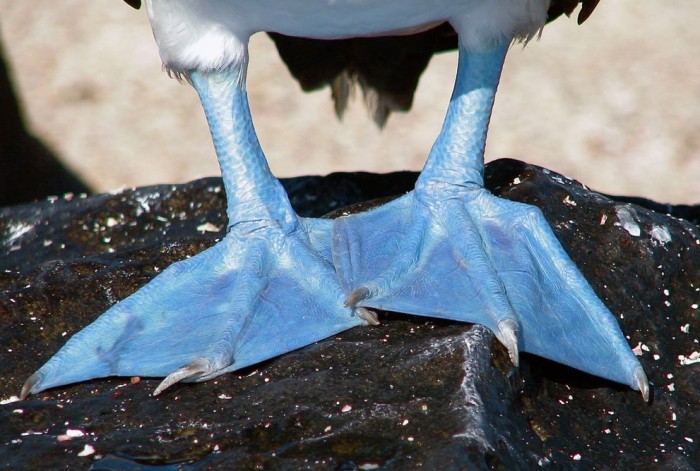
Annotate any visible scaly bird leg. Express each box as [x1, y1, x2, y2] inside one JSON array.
[[21, 62, 375, 399], [333, 43, 649, 400]]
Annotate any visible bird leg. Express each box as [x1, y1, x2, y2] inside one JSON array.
[[333, 42, 649, 400], [21, 62, 372, 398]]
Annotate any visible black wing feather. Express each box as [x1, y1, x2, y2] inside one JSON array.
[[270, 0, 600, 124]]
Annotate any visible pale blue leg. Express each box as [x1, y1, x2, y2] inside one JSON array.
[[21, 64, 375, 398], [333, 44, 649, 399]]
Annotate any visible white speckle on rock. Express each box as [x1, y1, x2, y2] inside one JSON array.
[[678, 351, 700, 365], [196, 222, 222, 233], [134, 195, 151, 216], [563, 195, 577, 206], [632, 342, 651, 355], [65, 429, 85, 437], [6, 222, 34, 245], [77, 444, 95, 457], [615, 206, 641, 237], [0, 396, 20, 405], [681, 324, 690, 334], [512, 177, 521, 185], [600, 214, 608, 225], [650, 225, 672, 245], [57, 428, 86, 442], [551, 175, 567, 184]]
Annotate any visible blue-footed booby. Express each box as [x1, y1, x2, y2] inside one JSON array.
[[21, 0, 649, 401]]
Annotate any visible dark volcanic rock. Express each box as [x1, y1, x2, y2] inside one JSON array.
[[0, 159, 698, 470]]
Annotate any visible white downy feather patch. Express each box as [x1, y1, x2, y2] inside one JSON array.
[[145, 0, 549, 73]]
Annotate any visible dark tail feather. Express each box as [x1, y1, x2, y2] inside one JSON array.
[[269, 24, 456, 127], [269, 0, 600, 126]]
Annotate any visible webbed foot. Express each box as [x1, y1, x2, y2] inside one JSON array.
[[328, 39, 648, 400], [21, 218, 370, 398], [334, 183, 648, 399]]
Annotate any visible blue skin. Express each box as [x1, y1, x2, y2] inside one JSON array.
[[21, 43, 648, 400]]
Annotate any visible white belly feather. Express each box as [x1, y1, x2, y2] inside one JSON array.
[[145, 0, 550, 73]]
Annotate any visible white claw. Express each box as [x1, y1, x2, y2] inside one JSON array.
[[20, 372, 42, 400], [357, 307, 380, 326], [344, 286, 372, 307], [153, 358, 212, 396], [496, 319, 520, 368], [634, 366, 650, 402]]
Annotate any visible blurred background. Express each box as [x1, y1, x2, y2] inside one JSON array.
[[1, 0, 699, 204]]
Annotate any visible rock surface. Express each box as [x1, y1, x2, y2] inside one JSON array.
[[1, 159, 698, 470]]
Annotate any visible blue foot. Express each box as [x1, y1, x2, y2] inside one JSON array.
[[20, 63, 379, 398], [334, 39, 647, 400], [333, 185, 648, 398], [22, 217, 373, 397]]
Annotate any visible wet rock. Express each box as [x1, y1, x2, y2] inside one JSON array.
[[0, 159, 698, 470]]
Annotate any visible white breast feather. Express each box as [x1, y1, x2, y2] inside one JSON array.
[[145, 0, 550, 74]]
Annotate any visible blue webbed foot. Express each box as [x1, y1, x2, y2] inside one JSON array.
[[20, 63, 381, 399], [335, 39, 648, 400], [21, 217, 373, 398], [333, 185, 648, 398]]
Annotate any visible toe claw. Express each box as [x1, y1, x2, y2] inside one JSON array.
[[153, 358, 213, 396], [344, 286, 372, 307], [634, 366, 650, 402], [357, 307, 380, 326], [496, 319, 520, 368], [20, 372, 42, 400]]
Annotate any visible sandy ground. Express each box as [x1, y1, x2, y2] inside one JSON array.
[[1, 0, 699, 204]]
